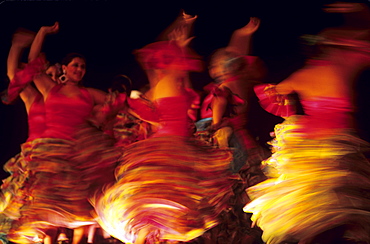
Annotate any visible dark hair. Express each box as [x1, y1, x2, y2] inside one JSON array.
[[209, 48, 248, 74], [209, 48, 267, 81], [61, 53, 86, 66], [111, 74, 132, 96]]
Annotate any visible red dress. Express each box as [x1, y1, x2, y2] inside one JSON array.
[[94, 94, 238, 244], [198, 77, 269, 180], [0, 94, 45, 240], [244, 84, 370, 244], [0, 58, 47, 243], [8, 83, 120, 243]]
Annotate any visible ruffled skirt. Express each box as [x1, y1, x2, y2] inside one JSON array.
[[94, 136, 238, 244], [73, 123, 121, 199], [244, 116, 370, 244], [7, 138, 96, 243], [0, 141, 34, 241]]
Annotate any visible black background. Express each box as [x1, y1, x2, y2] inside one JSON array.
[[0, 0, 369, 178]]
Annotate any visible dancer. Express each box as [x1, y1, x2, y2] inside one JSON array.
[[108, 75, 158, 147], [0, 28, 64, 244], [195, 17, 270, 244], [7, 22, 119, 244], [244, 2, 370, 243], [87, 74, 153, 244], [94, 13, 238, 244], [200, 17, 270, 177]]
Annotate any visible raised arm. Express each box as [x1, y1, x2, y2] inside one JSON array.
[[167, 11, 197, 47], [28, 22, 59, 62], [157, 10, 197, 42], [226, 17, 260, 55], [7, 30, 34, 80], [29, 22, 59, 96], [166, 11, 201, 90], [211, 95, 228, 129], [6, 30, 42, 111]]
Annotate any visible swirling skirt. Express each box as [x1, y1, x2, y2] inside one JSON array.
[[0, 141, 35, 242], [0, 141, 33, 220], [94, 136, 238, 244], [73, 124, 121, 199], [7, 138, 95, 243], [244, 116, 370, 244]]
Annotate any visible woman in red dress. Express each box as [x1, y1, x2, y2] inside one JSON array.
[[94, 13, 238, 244], [6, 22, 120, 244], [244, 2, 370, 243], [0, 29, 64, 244]]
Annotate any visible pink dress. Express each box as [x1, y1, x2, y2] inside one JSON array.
[[0, 94, 45, 239], [94, 94, 238, 244], [8, 82, 120, 243], [0, 58, 47, 243], [244, 84, 370, 244], [198, 77, 269, 181]]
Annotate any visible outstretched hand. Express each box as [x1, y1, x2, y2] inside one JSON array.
[[235, 17, 261, 36], [41, 21, 59, 35]]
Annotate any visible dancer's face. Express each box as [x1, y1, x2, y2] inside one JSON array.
[[63, 57, 86, 84]]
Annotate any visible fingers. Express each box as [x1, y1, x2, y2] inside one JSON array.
[[237, 16, 261, 35], [248, 17, 260, 29], [50, 21, 60, 33], [41, 21, 60, 35], [182, 11, 197, 24]]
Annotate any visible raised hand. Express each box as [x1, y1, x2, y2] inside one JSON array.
[[235, 17, 260, 36], [181, 11, 197, 26], [40, 21, 59, 35]]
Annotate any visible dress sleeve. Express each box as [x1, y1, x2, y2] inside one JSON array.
[[254, 83, 295, 117], [3, 55, 47, 104]]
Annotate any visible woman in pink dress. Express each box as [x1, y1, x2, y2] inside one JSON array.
[[94, 13, 239, 244], [201, 17, 270, 181], [6, 22, 120, 244], [244, 2, 370, 243], [0, 29, 64, 244]]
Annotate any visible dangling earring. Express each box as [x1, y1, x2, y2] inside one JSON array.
[[58, 70, 67, 84]]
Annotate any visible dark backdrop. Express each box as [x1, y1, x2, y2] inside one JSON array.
[[1, 0, 369, 179]]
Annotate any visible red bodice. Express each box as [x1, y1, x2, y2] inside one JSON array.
[[26, 94, 46, 142], [152, 95, 195, 138], [42, 84, 94, 140]]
